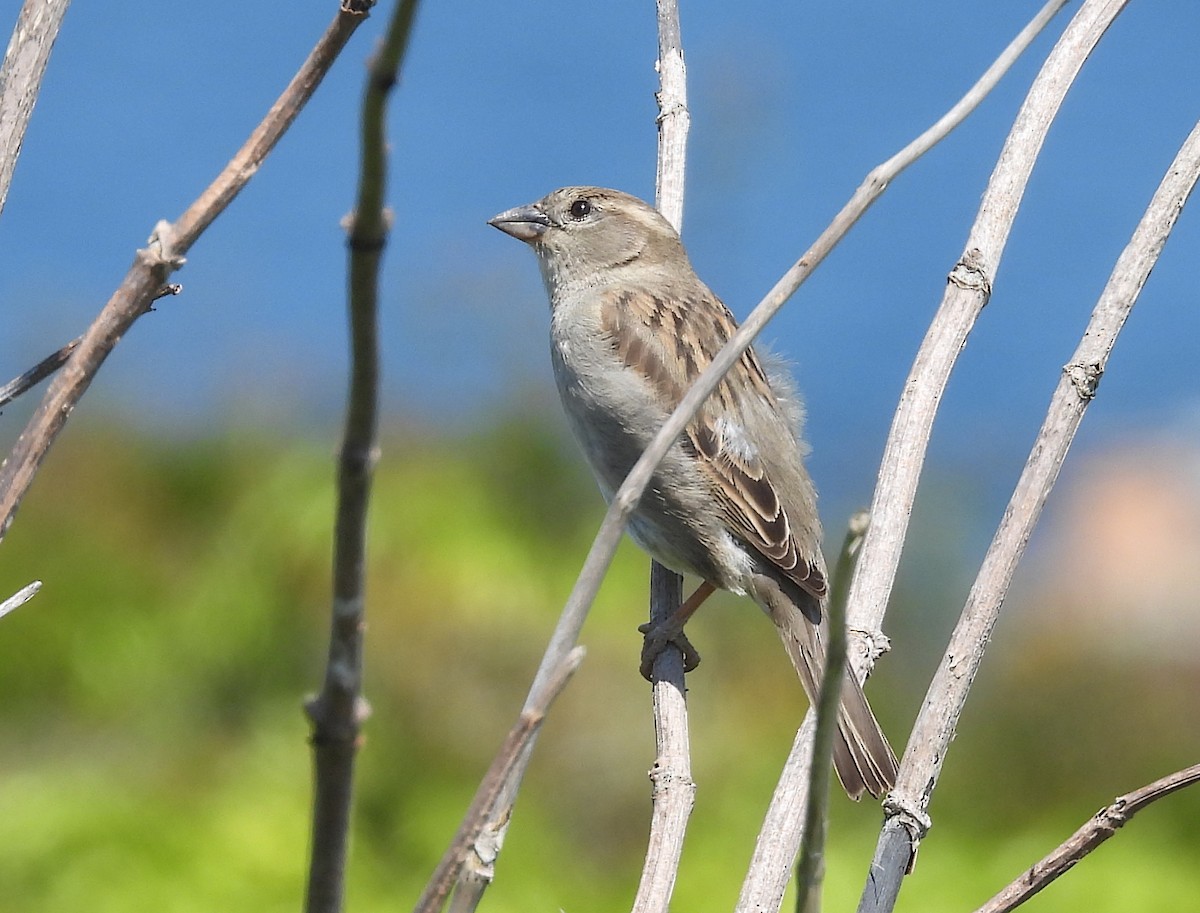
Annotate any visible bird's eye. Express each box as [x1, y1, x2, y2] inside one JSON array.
[[568, 199, 593, 220]]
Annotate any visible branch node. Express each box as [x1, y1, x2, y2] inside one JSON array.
[[302, 693, 372, 727], [473, 814, 509, 868], [144, 220, 187, 271], [849, 626, 892, 665], [946, 247, 991, 298], [347, 234, 387, 253], [1063, 360, 1102, 400], [342, 206, 394, 244], [613, 483, 643, 517], [655, 96, 690, 126], [882, 794, 933, 847], [1093, 798, 1130, 832], [863, 166, 891, 195], [648, 761, 696, 798]]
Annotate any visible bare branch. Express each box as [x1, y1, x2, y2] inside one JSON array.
[[0, 288, 182, 412], [412, 648, 586, 913], [857, 101, 1198, 913], [974, 764, 1200, 913], [737, 4, 1071, 909], [849, 0, 1075, 634], [795, 514, 868, 913], [302, 4, 419, 913], [0, 0, 71, 218], [653, 0, 689, 232], [420, 6, 698, 909], [0, 338, 78, 411], [631, 565, 695, 913], [435, 5, 699, 910], [0, 3, 374, 543], [628, 3, 696, 912], [0, 579, 40, 621]]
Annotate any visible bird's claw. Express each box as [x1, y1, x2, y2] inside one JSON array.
[[638, 620, 701, 680]]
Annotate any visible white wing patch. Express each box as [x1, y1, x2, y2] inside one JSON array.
[[713, 416, 759, 465]]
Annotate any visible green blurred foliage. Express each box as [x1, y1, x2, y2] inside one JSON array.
[[0, 421, 1196, 912]]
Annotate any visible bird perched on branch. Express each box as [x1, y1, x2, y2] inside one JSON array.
[[489, 186, 897, 800]]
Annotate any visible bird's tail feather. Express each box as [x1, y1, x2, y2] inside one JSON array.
[[767, 595, 898, 801]]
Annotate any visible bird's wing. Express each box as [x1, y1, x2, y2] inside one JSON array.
[[599, 285, 827, 600]]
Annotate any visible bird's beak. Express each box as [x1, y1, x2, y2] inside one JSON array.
[[488, 204, 551, 243]]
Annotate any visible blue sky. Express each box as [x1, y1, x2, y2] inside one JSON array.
[[1, 1, 1198, 512]]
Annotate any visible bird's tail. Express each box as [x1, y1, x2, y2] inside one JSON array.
[[766, 595, 898, 800]]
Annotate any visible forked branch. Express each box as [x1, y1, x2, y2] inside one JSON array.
[[0, 2, 375, 541]]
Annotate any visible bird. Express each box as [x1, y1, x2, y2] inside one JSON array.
[[488, 186, 897, 800]]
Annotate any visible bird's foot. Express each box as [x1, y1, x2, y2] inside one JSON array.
[[637, 619, 701, 680]]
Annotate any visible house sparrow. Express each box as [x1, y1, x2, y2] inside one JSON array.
[[489, 187, 897, 800]]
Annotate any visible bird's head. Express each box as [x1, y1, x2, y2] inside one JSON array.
[[489, 186, 686, 294]]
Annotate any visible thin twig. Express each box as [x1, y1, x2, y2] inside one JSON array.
[[856, 92, 1196, 913], [630, 2, 695, 912], [0, 1, 74, 412], [738, 4, 1071, 909], [442, 650, 587, 913], [302, 4, 419, 913], [795, 514, 869, 913], [846, 0, 1079, 640], [0, 0, 72, 217], [0, 579, 40, 621], [0, 338, 79, 411], [0, 2, 375, 543], [632, 566, 695, 913], [653, 0, 689, 232], [973, 764, 1200, 913], [0, 281, 181, 410], [412, 648, 586, 913]]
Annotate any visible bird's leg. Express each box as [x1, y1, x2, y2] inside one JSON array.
[[638, 580, 717, 679]]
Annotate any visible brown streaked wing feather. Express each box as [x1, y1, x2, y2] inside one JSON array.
[[600, 288, 689, 405], [598, 285, 827, 600]]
